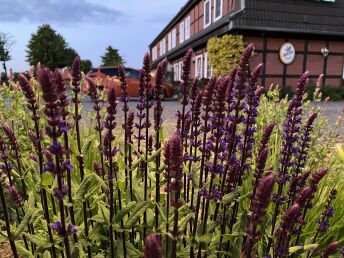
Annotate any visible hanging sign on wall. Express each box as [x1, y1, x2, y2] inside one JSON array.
[[279, 42, 295, 65]]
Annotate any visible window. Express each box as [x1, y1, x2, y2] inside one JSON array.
[[173, 63, 179, 81], [125, 69, 140, 79], [168, 32, 172, 51], [204, 0, 211, 28], [159, 38, 166, 56], [178, 62, 183, 81], [204, 52, 212, 79], [172, 28, 177, 48], [159, 41, 163, 56], [152, 46, 157, 61], [185, 16, 190, 40], [195, 54, 203, 78], [101, 68, 119, 77], [179, 21, 185, 43], [214, 0, 223, 21]]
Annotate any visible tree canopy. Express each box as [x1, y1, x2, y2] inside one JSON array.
[[0, 32, 15, 82], [207, 34, 245, 76], [26, 24, 77, 70], [101, 46, 124, 66], [80, 59, 92, 73]]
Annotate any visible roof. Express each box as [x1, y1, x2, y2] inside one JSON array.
[[234, 0, 344, 35], [150, 0, 344, 67]]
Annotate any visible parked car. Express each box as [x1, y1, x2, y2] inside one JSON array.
[[86, 66, 174, 99]]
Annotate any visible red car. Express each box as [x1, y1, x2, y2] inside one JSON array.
[[86, 66, 174, 99]]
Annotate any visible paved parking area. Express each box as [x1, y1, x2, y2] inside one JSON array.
[[81, 98, 344, 141]]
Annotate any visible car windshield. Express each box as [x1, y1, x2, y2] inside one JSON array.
[[86, 68, 97, 75], [125, 69, 140, 79], [100, 68, 119, 77]]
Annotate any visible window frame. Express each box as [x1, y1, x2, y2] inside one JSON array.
[[152, 46, 157, 61], [195, 54, 203, 78], [204, 0, 211, 28], [159, 40, 163, 56], [179, 21, 185, 44], [173, 63, 179, 81], [204, 52, 212, 79], [168, 32, 172, 51], [185, 16, 191, 40], [172, 28, 177, 48], [214, 0, 223, 21], [178, 61, 183, 81]]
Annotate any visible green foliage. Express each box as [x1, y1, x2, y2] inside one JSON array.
[[26, 24, 77, 69], [80, 59, 92, 74], [207, 34, 244, 76], [0, 57, 342, 258], [101, 46, 124, 66]]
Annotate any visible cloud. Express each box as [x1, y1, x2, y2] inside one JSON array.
[[0, 0, 123, 25]]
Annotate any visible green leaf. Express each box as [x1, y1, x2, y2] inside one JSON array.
[[13, 209, 35, 239], [42, 251, 52, 258], [22, 232, 52, 249], [289, 244, 318, 254], [16, 241, 35, 258], [41, 172, 54, 187], [114, 201, 136, 223], [147, 148, 162, 162], [75, 174, 97, 200], [222, 187, 242, 204], [156, 202, 167, 222], [179, 213, 194, 232], [126, 241, 141, 257], [81, 135, 94, 156], [125, 201, 152, 227]]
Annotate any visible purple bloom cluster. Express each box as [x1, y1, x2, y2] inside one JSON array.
[[5, 184, 22, 206], [163, 134, 183, 201], [245, 173, 275, 257], [144, 234, 162, 258]]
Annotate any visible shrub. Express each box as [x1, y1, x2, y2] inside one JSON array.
[[0, 45, 343, 258], [207, 34, 244, 76]]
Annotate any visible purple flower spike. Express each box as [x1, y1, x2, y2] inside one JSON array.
[[144, 234, 162, 258], [52, 220, 63, 236], [245, 173, 275, 257], [5, 184, 23, 206], [67, 224, 77, 236], [321, 241, 338, 258], [18, 74, 37, 108]]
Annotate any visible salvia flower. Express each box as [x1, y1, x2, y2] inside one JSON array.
[[163, 134, 183, 206], [321, 241, 338, 258], [67, 224, 77, 236], [154, 59, 167, 130], [5, 184, 22, 206], [144, 234, 162, 258], [245, 173, 275, 257], [2, 124, 19, 153], [18, 74, 38, 120], [52, 221, 64, 236], [103, 85, 118, 160], [274, 204, 301, 257], [316, 189, 337, 234]]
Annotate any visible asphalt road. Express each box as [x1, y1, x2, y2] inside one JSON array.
[[81, 98, 344, 140]]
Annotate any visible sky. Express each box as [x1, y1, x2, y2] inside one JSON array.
[[0, 0, 186, 72]]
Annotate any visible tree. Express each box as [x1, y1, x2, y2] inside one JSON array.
[[26, 24, 77, 70], [80, 59, 92, 73], [101, 46, 124, 66], [0, 32, 15, 82], [207, 34, 245, 76]]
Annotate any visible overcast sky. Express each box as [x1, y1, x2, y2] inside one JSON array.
[[0, 0, 186, 72]]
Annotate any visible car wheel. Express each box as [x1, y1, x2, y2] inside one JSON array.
[[161, 89, 168, 100]]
